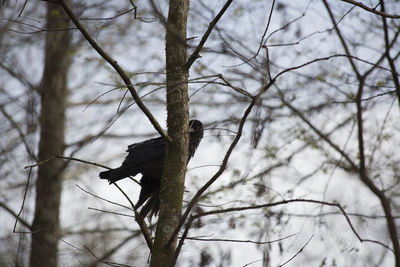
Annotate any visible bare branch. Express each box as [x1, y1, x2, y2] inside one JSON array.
[[113, 183, 153, 251], [277, 234, 314, 267], [355, 79, 400, 262], [87, 232, 141, 267], [148, 0, 167, 26], [75, 184, 132, 211], [332, 90, 398, 104], [0, 105, 36, 161], [218, 74, 253, 98], [13, 167, 33, 233], [274, 54, 399, 80], [168, 78, 275, 250], [380, 0, 400, 110], [323, 0, 360, 78], [56, 0, 169, 141], [174, 198, 392, 264], [339, 0, 400, 18], [168, 96, 257, 247], [185, 0, 234, 70], [87, 207, 135, 218], [78, 7, 142, 22], [18, 0, 29, 17], [251, 0, 275, 60], [84, 245, 134, 267], [184, 233, 297, 245], [279, 91, 359, 170], [0, 202, 31, 230]]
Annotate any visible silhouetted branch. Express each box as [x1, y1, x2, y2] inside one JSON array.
[[169, 80, 276, 257], [0, 105, 36, 161], [0, 202, 31, 230], [76, 184, 132, 211], [277, 234, 314, 267], [168, 94, 259, 247], [113, 183, 153, 251], [56, 0, 168, 141], [380, 0, 400, 110], [185, 0, 234, 70], [184, 233, 296, 245], [13, 167, 33, 233], [87, 232, 142, 267], [174, 198, 392, 264], [339, 0, 400, 18]]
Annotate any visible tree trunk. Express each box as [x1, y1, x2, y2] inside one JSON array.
[[150, 0, 190, 266], [30, 2, 71, 267]]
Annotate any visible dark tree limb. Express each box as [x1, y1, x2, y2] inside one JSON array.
[[339, 0, 400, 18], [0, 202, 31, 230], [355, 80, 400, 265], [173, 198, 389, 265], [113, 184, 153, 251], [56, 0, 168, 141], [185, 0, 234, 70], [380, 0, 400, 111], [322, 2, 400, 265], [167, 77, 276, 248]]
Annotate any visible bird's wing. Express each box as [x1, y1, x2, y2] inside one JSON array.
[[121, 137, 166, 168]]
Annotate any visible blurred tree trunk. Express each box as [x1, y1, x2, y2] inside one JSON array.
[[150, 0, 190, 266], [30, 2, 71, 267]]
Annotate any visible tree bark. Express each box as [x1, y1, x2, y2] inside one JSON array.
[[150, 0, 190, 266], [30, 2, 71, 267]]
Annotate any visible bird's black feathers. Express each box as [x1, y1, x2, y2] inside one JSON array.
[[100, 137, 166, 184], [99, 120, 203, 218]]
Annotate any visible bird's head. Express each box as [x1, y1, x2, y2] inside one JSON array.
[[188, 120, 204, 158], [189, 120, 204, 137]]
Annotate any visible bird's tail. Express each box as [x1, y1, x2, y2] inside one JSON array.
[[99, 169, 122, 184], [99, 167, 137, 184], [99, 170, 114, 184], [139, 193, 160, 219]]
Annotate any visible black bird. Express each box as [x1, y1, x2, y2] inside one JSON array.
[[99, 120, 203, 217]]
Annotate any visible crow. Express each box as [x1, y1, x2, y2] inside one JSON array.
[[99, 120, 203, 217]]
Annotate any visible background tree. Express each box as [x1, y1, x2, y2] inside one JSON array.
[[1, 1, 153, 265], [30, 3, 71, 266]]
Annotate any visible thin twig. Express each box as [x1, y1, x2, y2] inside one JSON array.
[[169, 96, 257, 247], [57, 0, 168, 141], [18, 0, 28, 16], [75, 184, 132, 211], [280, 93, 359, 171], [331, 90, 397, 104], [277, 234, 314, 267], [184, 233, 296, 245], [174, 198, 392, 265], [322, 0, 360, 78], [249, 0, 276, 61], [88, 207, 135, 218], [185, 0, 234, 70], [0, 202, 31, 230], [171, 86, 276, 264], [0, 105, 37, 161], [87, 232, 141, 267], [380, 0, 400, 110], [13, 167, 33, 233], [113, 183, 153, 251], [24, 156, 56, 169], [339, 0, 400, 18], [79, 7, 135, 21]]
